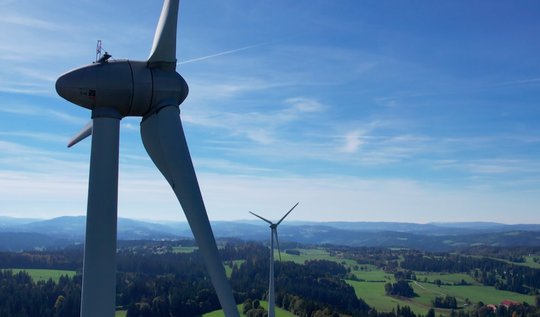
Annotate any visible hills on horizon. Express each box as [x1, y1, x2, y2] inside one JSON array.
[[1, 215, 540, 252]]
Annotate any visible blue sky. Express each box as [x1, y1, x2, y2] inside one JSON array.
[[1, 0, 539, 223]]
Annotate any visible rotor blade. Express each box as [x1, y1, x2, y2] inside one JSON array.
[[249, 211, 273, 225], [140, 106, 239, 317], [148, 0, 179, 66], [274, 229, 281, 261], [276, 202, 299, 226], [67, 121, 92, 148]]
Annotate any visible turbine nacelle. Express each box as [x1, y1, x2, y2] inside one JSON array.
[[55, 60, 188, 117]]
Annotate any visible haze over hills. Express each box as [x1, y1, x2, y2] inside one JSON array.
[[1, 216, 540, 252]]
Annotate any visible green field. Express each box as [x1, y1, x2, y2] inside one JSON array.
[[347, 273, 536, 317], [352, 265, 393, 282], [171, 246, 198, 253], [278, 248, 334, 264], [224, 260, 246, 278], [278, 248, 540, 316], [279, 248, 358, 269], [203, 300, 297, 317], [415, 272, 479, 285], [522, 256, 540, 269], [115, 310, 126, 317], [424, 283, 535, 306], [3, 268, 76, 282]]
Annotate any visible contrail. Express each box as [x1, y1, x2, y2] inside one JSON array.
[[177, 40, 285, 65]]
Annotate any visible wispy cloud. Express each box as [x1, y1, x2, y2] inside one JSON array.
[[197, 173, 540, 223], [434, 158, 540, 176], [3, 149, 539, 223], [284, 97, 324, 113], [341, 130, 363, 153], [494, 77, 540, 87], [0, 131, 66, 143], [183, 96, 325, 145], [0, 140, 87, 173], [1, 14, 66, 31], [0, 103, 87, 125]]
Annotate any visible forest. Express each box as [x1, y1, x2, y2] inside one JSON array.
[[1, 241, 540, 317]]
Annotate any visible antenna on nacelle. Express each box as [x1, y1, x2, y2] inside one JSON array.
[[95, 40, 112, 64], [96, 40, 102, 62]]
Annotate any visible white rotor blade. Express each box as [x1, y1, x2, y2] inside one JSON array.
[[249, 211, 273, 225], [276, 202, 299, 226], [67, 121, 92, 148], [273, 229, 281, 261], [148, 0, 179, 65], [140, 106, 239, 317]]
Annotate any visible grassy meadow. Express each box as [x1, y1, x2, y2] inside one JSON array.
[[171, 246, 198, 253], [347, 269, 535, 316], [224, 259, 246, 278], [115, 310, 127, 317], [276, 248, 537, 317], [3, 268, 76, 282]]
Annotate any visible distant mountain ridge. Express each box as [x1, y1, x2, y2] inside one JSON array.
[[0, 216, 539, 251]]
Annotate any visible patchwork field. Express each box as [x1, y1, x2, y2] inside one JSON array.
[[281, 249, 537, 316], [347, 268, 535, 316]]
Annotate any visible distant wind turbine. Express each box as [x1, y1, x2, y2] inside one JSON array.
[[249, 202, 299, 317]]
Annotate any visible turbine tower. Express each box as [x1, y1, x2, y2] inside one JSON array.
[[249, 202, 299, 317], [55, 1, 239, 316]]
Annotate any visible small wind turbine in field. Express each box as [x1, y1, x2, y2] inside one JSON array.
[[250, 202, 299, 317]]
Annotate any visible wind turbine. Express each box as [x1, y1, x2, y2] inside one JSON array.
[[249, 202, 299, 317], [55, 1, 239, 316]]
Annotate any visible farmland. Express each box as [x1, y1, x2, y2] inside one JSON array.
[[200, 245, 540, 317], [1, 241, 540, 317], [267, 247, 540, 316]]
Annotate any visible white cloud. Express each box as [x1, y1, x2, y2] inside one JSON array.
[[285, 97, 324, 113], [341, 130, 363, 153], [121, 122, 140, 132]]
